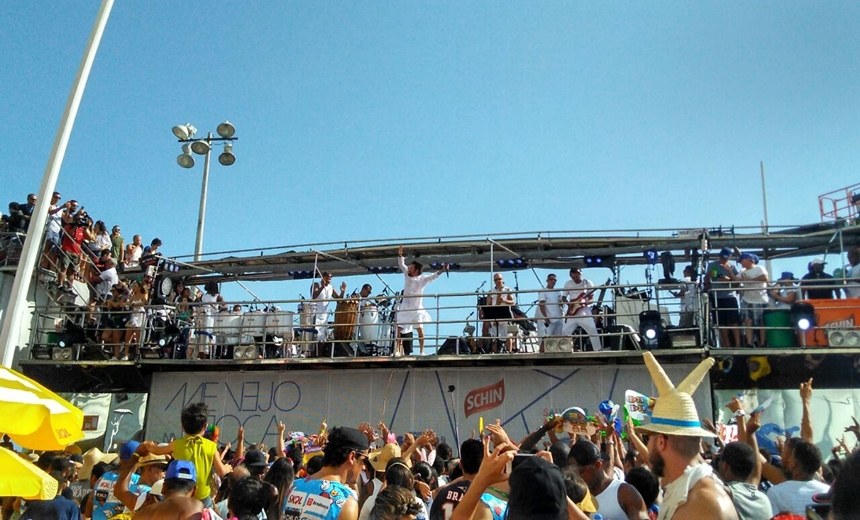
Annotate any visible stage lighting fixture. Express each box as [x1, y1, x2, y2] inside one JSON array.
[[790, 302, 816, 331], [638, 310, 664, 349], [51, 343, 74, 361], [716, 357, 733, 373], [644, 249, 658, 265], [827, 329, 860, 347], [140, 345, 162, 359], [584, 256, 614, 268], [233, 345, 256, 359]]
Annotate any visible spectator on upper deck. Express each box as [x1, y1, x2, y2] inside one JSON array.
[[110, 225, 125, 264], [20, 193, 37, 230], [843, 249, 860, 299], [125, 234, 143, 269], [143, 237, 162, 257], [801, 258, 840, 300], [770, 272, 801, 309]]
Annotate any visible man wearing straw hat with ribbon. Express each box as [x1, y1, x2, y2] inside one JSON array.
[[637, 352, 738, 520]]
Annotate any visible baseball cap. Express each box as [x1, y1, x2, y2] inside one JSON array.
[[568, 440, 601, 467], [324, 427, 370, 454], [719, 247, 732, 259], [779, 271, 797, 281], [120, 441, 141, 461], [242, 449, 268, 470], [508, 456, 568, 520], [811, 257, 826, 265], [165, 460, 196, 482], [739, 252, 758, 263]]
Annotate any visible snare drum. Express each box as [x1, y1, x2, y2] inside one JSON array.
[[358, 303, 379, 342], [332, 299, 359, 342], [215, 312, 242, 345], [266, 309, 294, 337]]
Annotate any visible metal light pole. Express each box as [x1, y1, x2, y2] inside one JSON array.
[[173, 123, 237, 261]]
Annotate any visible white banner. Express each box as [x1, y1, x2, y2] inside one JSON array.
[[146, 364, 712, 448], [714, 388, 859, 456]]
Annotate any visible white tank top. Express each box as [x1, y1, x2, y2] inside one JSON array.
[[595, 477, 627, 520]]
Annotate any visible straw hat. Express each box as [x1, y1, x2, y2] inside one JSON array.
[[636, 352, 715, 437], [79, 448, 119, 480], [368, 443, 401, 472]]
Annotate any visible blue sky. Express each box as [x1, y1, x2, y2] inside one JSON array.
[[3, 1, 859, 307]]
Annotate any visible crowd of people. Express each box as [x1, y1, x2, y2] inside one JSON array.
[[4, 353, 860, 520]]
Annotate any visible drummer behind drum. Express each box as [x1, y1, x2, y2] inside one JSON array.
[[311, 271, 346, 341]]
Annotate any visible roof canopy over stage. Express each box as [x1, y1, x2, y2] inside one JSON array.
[[176, 221, 860, 284]]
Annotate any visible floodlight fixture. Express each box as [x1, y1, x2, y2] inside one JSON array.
[[217, 121, 236, 138], [172, 123, 197, 140], [218, 142, 235, 166], [177, 144, 195, 168], [190, 139, 210, 155]]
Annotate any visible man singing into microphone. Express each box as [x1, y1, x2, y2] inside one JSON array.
[[395, 245, 448, 356]]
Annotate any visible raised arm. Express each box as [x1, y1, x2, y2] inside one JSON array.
[[800, 378, 813, 442], [519, 417, 561, 452]]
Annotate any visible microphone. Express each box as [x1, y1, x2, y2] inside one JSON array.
[[476, 281, 486, 292]]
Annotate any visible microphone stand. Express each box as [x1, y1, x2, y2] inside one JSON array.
[[448, 386, 460, 454]]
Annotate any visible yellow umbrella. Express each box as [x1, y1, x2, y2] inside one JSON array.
[[0, 365, 84, 450], [0, 447, 58, 499]]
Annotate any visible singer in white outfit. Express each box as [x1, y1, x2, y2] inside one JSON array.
[[562, 267, 602, 351], [311, 271, 346, 341], [396, 245, 448, 355]]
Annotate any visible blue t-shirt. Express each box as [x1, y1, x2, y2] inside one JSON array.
[[21, 496, 81, 520], [284, 477, 355, 520], [91, 471, 148, 520], [480, 493, 507, 520]]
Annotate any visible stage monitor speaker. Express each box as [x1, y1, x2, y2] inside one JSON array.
[[605, 325, 641, 351]]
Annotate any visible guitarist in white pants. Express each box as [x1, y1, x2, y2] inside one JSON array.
[[562, 267, 603, 351]]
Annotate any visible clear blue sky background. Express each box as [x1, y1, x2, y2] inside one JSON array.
[[3, 1, 859, 310]]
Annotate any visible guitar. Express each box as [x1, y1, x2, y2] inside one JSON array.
[[566, 278, 611, 316]]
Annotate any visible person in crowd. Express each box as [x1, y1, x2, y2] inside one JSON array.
[[89, 442, 151, 520], [705, 247, 741, 349], [395, 245, 447, 356], [21, 470, 81, 520], [86, 221, 111, 259], [830, 448, 860, 520], [727, 253, 769, 348], [568, 439, 649, 520], [145, 402, 233, 508], [483, 273, 515, 354], [124, 235, 142, 269], [370, 486, 423, 520], [801, 257, 840, 299], [765, 438, 829, 516], [770, 272, 801, 309], [537, 273, 564, 347], [263, 457, 294, 520], [284, 426, 370, 520], [241, 449, 269, 480], [637, 352, 738, 520], [214, 465, 252, 519], [360, 457, 428, 520], [112, 444, 169, 514], [624, 467, 660, 520], [562, 267, 602, 352], [131, 460, 223, 520], [228, 476, 266, 520]]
